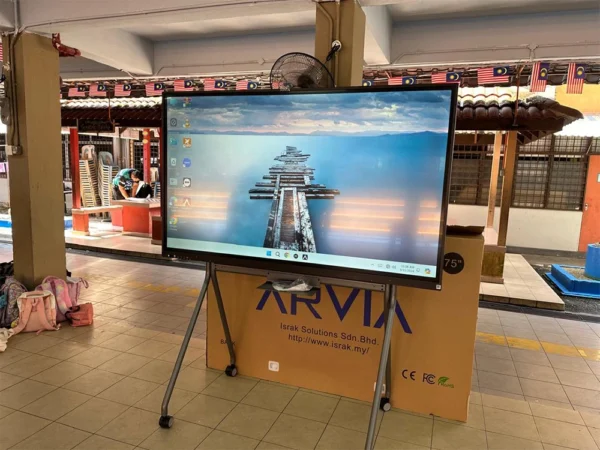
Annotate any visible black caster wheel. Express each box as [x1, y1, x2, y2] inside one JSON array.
[[380, 397, 391, 412], [159, 415, 174, 429], [225, 364, 238, 377]]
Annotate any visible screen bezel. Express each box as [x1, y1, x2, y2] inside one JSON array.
[[161, 85, 457, 290]]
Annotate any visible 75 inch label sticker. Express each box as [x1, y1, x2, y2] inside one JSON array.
[[443, 252, 464, 275]]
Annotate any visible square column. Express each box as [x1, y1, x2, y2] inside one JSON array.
[[5, 33, 66, 287]]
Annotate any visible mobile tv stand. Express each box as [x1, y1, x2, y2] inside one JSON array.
[[159, 261, 236, 429], [158, 263, 397, 450]]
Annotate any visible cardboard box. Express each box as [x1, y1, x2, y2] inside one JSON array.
[[206, 234, 483, 421]]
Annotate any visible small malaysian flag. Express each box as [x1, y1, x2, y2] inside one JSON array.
[[68, 85, 86, 97], [567, 63, 586, 94], [391, 76, 417, 85], [236, 80, 258, 90], [362, 80, 374, 87], [387, 77, 403, 85], [530, 62, 549, 92], [204, 79, 225, 91], [115, 83, 132, 97], [0, 43, 3, 61], [174, 79, 194, 92], [431, 72, 461, 84], [477, 67, 510, 85], [89, 83, 107, 97], [146, 82, 165, 96]]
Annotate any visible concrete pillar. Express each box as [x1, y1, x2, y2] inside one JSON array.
[[5, 33, 66, 286], [314, 1, 366, 87]]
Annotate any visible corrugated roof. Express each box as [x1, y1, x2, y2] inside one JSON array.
[[557, 114, 600, 137]]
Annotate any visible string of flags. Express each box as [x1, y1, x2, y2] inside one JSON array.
[[62, 62, 590, 99]]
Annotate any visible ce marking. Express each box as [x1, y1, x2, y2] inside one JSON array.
[[401, 369, 416, 381]]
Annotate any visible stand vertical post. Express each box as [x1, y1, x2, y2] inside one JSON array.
[[365, 284, 396, 450]]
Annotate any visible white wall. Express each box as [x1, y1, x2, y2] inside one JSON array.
[[448, 204, 583, 252], [0, 178, 9, 204], [390, 9, 600, 67]]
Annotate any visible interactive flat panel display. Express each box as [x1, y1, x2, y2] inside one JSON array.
[[163, 86, 457, 289]]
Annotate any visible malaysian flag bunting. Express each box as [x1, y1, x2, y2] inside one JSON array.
[[431, 72, 461, 84], [174, 79, 194, 92], [362, 80, 374, 87], [204, 79, 225, 91], [68, 85, 87, 97], [530, 62, 549, 92], [0, 43, 3, 61], [89, 83, 107, 97], [146, 82, 165, 96], [567, 63, 586, 94], [388, 77, 416, 85], [477, 67, 510, 85], [236, 80, 258, 90], [115, 83, 132, 97]]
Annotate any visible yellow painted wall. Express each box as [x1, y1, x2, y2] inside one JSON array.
[[555, 85, 600, 114]]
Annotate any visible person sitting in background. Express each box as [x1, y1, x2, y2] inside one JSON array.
[[112, 168, 141, 200]]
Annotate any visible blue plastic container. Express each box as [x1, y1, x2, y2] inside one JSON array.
[[586, 244, 600, 280]]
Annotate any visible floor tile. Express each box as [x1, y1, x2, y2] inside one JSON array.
[[0, 411, 50, 450], [548, 354, 592, 374], [71, 328, 120, 346], [264, 413, 326, 450], [196, 429, 259, 450], [97, 407, 159, 446], [174, 367, 221, 393], [68, 346, 122, 368], [477, 355, 517, 376], [0, 379, 56, 409], [316, 424, 367, 450], [98, 334, 146, 351], [432, 420, 486, 450], [520, 379, 569, 403], [21, 387, 90, 420], [2, 354, 61, 378], [97, 352, 152, 376], [535, 416, 597, 449], [202, 373, 257, 401], [127, 340, 175, 358], [217, 403, 279, 440], [124, 326, 161, 339], [241, 381, 298, 412], [97, 376, 160, 406], [555, 368, 600, 391], [63, 368, 125, 396], [374, 436, 429, 449], [58, 397, 129, 433], [0, 405, 13, 420], [475, 342, 511, 360], [530, 402, 584, 425], [11, 422, 90, 450], [514, 362, 560, 384], [0, 372, 24, 391], [177, 393, 237, 428], [481, 393, 531, 414], [156, 345, 205, 365], [13, 334, 63, 353], [486, 431, 543, 450], [578, 407, 600, 429], [565, 386, 600, 409], [30, 360, 92, 387], [73, 435, 134, 450], [38, 341, 92, 360], [257, 442, 293, 450], [483, 406, 540, 441], [283, 390, 339, 423], [135, 385, 196, 415], [140, 420, 211, 450], [129, 359, 174, 384], [478, 371, 523, 395], [377, 410, 432, 447], [0, 348, 31, 369], [329, 398, 384, 434]]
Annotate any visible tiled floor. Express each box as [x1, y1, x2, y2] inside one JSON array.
[[480, 254, 565, 311], [2, 246, 600, 449]]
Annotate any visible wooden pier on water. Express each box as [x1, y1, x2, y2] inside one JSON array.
[[250, 146, 339, 251]]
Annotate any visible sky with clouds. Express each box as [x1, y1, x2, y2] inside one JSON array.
[[167, 89, 453, 136]]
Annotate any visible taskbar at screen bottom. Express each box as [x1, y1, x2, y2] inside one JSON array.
[[167, 238, 437, 279]]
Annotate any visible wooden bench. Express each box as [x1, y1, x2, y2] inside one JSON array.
[[72, 205, 122, 235]]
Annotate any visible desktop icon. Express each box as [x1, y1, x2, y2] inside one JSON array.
[[183, 137, 192, 148], [284, 252, 290, 258], [182, 197, 191, 207], [169, 118, 177, 127], [275, 251, 281, 257], [182, 178, 192, 188], [266, 250, 272, 256], [302, 254, 308, 261], [386, 264, 390, 269], [169, 217, 179, 225], [169, 178, 178, 186], [183, 98, 191, 107], [182, 158, 191, 168], [169, 137, 178, 146], [293, 254, 299, 259], [183, 118, 191, 128], [168, 196, 177, 207], [424, 268, 431, 275], [170, 157, 177, 167]]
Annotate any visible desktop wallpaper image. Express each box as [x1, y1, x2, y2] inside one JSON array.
[[165, 90, 452, 268]]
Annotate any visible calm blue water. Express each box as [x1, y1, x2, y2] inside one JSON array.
[[167, 133, 447, 266]]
